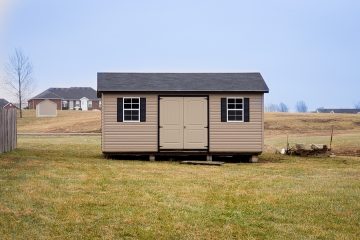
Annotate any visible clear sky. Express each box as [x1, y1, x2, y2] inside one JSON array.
[[0, 0, 359, 111]]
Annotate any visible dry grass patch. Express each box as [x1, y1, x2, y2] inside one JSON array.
[[265, 112, 360, 135], [0, 136, 359, 239], [264, 113, 360, 156], [265, 133, 360, 156], [16, 111, 360, 155], [17, 110, 360, 135], [17, 110, 101, 133]]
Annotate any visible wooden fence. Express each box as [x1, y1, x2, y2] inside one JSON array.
[[0, 109, 17, 153]]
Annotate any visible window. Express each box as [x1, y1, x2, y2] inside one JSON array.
[[62, 101, 68, 108], [123, 97, 140, 122], [88, 101, 92, 108], [227, 97, 243, 122], [75, 101, 80, 107]]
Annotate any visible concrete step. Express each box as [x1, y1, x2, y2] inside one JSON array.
[[180, 161, 224, 166]]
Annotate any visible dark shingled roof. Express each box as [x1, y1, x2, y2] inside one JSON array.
[[97, 73, 269, 93], [31, 87, 98, 100], [0, 98, 10, 108]]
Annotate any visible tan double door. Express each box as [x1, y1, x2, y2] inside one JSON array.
[[160, 97, 208, 150]]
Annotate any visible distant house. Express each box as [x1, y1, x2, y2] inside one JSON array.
[[28, 87, 101, 111], [0, 99, 17, 109], [316, 108, 360, 114]]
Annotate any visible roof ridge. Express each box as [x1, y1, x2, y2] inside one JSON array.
[[97, 72, 261, 74], [48, 87, 93, 89], [46, 89, 63, 98], [69, 87, 93, 88], [30, 87, 98, 100]]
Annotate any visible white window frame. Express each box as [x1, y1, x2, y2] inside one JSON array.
[[226, 97, 244, 122], [88, 100, 93, 108], [62, 100, 68, 108], [123, 97, 140, 122]]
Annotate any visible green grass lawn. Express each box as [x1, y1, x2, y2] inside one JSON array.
[[1, 136, 360, 239]]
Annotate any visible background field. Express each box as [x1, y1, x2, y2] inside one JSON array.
[[17, 110, 360, 156], [265, 113, 360, 156], [0, 136, 359, 239], [265, 112, 360, 135], [17, 110, 101, 133]]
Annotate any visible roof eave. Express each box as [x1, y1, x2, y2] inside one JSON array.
[[29, 98, 62, 100], [97, 89, 269, 97]]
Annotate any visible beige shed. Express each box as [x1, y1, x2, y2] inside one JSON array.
[[97, 73, 269, 161], [36, 99, 57, 117]]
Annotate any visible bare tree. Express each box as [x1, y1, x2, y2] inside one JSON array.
[[295, 100, 308, 113], [265, 103, 279, 112], [278, 102, 289, 112], [4, 49, 35, 118], [355, 102, 360, 109]]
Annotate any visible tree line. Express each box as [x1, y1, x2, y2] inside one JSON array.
[[266, 101, 308, 113], [267, 101, 360, 113]]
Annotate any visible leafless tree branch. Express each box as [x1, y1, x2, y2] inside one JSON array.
[[3, 48, 35, 118]]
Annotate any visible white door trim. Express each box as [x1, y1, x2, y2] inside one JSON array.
[[159, 96, 209, 151], [80, 97, 89, 111]]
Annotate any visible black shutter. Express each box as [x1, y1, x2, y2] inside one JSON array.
[[140, 98, 146, 122], [221, 98, 227, 122], [117, 98, 123, 122], [244, 98, 250, 122]]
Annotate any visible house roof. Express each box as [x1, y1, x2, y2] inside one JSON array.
[[97, 73, 269, 94], [31, 87, 98, 100], [316, 108, 360, 114], [0, 98, 9, 108]]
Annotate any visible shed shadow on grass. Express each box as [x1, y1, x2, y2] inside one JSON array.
[[104, 154, 253, 163]]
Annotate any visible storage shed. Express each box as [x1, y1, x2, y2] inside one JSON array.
[[97, 73, 269, 161], [36, 99, 57, 117]]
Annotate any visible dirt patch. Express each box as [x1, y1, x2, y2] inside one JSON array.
[[333, 149, 360, 157], [300, 118, 337, 123], [353, 121, 360, 126], [264, 122, 293, 131]]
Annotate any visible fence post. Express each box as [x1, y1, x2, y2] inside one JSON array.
[[0, 109, 17, 154]]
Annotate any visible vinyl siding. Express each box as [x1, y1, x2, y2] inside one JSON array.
[[102, 93, 264, 153], [209, 94, 264, 153], [102, 93, 158, 152]]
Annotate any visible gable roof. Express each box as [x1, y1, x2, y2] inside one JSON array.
[[0, 98, 9, 108], [97, 73, 269, 94], [31, 87, 98, 100]]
